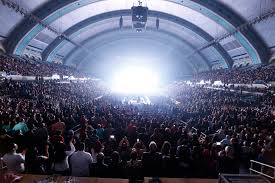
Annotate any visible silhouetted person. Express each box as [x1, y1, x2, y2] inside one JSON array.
[[142, 141, 162, 177], [91, 152, 108, 177]]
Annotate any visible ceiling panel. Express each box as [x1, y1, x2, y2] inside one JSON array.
[[46, 0, 226, 39], [57, 16, 209, 55], [0, 0, 49, 37], [218, 0, 275, 20], [0, 4, 23, 36]]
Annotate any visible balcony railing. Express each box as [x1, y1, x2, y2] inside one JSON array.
[[250, 160, 275, 180]]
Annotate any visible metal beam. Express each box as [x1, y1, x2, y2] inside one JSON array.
[[3, 0, 269, 66], [193, 0, 270, 64], [42, 10, 231, 69]]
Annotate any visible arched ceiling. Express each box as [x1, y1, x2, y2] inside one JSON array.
[[66, 28, 208, 70], [72, 29, 200, 77], [1, 0, 273, 74], [42, 10, 233, 69]]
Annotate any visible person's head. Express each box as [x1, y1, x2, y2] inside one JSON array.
[[177, 145, 189, 158], [134, 141, 142, 149], [154, 128, 159, 134], [218, 150, 225, 157], [87, 126, 93, 132], [15, 116, 22, 123], [38, 122, 46, 128], [130, 149, 138, 160], [0, 129, 7, 136], [230, 137, 238, 145], [149, 141, 157, 153], [161, 141, 171, 156], [165, 127, 171, 134], [243, 141, 248, 146], [14, 130, 22, 136], [225, 146, 233, 158], [250, 142, 256, 148], [97, 152, 105, 164], [261, 148, 266, 155], [67, 129, 74, 136], [55, 130, 62, 136], [77, 143, 85, 151], [53, 143, 66, 162], [7, 143, 18, 153], [111, 151, 120, 164]]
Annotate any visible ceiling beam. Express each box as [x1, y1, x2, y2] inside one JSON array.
[[42, 10, 232, 69], [3, 0, 269, 67]]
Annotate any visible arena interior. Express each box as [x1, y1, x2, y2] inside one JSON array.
[[0, 0, 275, 183]]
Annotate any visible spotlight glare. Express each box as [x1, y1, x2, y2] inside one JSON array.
[[111, 66, 159, 94]]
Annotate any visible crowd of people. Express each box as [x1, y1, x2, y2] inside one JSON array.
[[1, 53, 275, 85], [0, 54, 87, 77], [0, 78, 274, 180], [193, 64, 275, 84], [0, 55, 275, 181]]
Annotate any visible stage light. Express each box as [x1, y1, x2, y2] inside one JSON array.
[[111, 66, 159, 94]]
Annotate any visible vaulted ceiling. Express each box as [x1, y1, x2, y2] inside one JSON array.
[[0, 0, 274, 75]]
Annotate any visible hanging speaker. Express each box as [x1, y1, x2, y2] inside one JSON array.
[[156, 18, 159, 29], [131, 5, 148, 31], [119, 16, 123, 29]]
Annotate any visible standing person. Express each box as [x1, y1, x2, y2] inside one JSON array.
[[3, 143, 26, 173], [142, 141, 162, 177], [12, 118, 29, 135], [175, 145, 192, 177], [51, 118, 65, 134], [150, 129, 163, 149], [108, 151, 122, 178], [69, 143, 93, 177], [91, 152, 109, 178], [217, 146, 239, 174], [126, 149, 142, 179], [161, 141, 172, 177], [52, 141, 75, 175]]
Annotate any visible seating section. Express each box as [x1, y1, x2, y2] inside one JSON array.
[[0, 55, 87, 77], [0, 54, 274, 180], [193, 64, 275, 84]]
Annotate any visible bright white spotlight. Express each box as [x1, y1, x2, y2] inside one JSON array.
[[111, 66, 159, 94]]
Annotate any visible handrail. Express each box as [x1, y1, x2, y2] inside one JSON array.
[[250, 169, 274, 179], [250, 160, 275, 169], [219, 174, 271, 183], [250, 160, 275, 179]]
